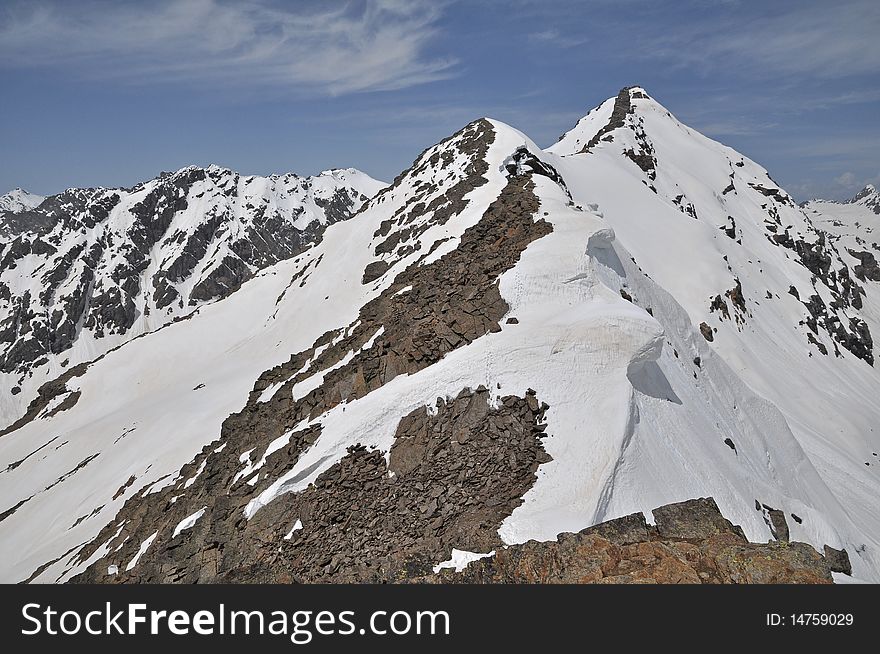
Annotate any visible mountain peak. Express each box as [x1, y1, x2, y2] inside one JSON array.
[[852, 183, 877, 202], [547, 85, 672, 157], [0, 187, 45, 213], [0, 163, 385, 385], [849, 183, 880, 215], [622, 85, 651, 100]]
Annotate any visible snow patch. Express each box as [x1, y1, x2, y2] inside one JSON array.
[[432, 549, 495, 573], [283, 519, 304, 540], [125, 531, 158, 571], [172, 507, 206, 538]]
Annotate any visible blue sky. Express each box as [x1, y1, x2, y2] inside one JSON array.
[[1, 0, 878, 201]]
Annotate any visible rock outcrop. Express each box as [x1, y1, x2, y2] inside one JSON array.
[[417, 498, 838, 584]]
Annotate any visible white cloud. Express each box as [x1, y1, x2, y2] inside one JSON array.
[[528, 28, 588, 48], [834, 171, 857, 188], [0, 0, 456, 94]]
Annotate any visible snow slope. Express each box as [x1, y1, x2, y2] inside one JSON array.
[[0, 89, 878, 583]]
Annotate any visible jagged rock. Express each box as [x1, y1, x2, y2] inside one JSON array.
[[823, 545, 852, 575], [700, 322, 714, 342], [767, 508, 790, 542], [710, 294, 729, 319], [848, 249, 880, 282], [579, 87, 635, 153], [653, 498, 746, 541], [712, 541, 830, 583], [362, 260, 390, 284], [579, 512, 649, 545]]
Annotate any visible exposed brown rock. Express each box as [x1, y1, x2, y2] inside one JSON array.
[[416, 498, 835, 585], [0, 362, 89, 437], [361, 260, 389, 284], [823, 545, 852, 575], [764, 506, 790, 542], [74, 387, 552, 583], [578, 512, 649, 545], [712, 541, 829, 584], [653, 497, 746, 541], [699, 322, 714, 342], [579, 87, 635, 154]]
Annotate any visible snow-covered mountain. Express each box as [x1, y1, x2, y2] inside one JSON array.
[[0, 167, 384, 421], [808, 184, 880, 218], [0, 88, 877, 584], [804, 186, 880, 289], [0, 188, 45, 216]]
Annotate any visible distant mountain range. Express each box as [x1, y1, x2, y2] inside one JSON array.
[[0, 167, 383, 419]]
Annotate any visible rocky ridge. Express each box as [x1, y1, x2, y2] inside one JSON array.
[[420, 498, 847, 584], [71, 120, 562, 583]]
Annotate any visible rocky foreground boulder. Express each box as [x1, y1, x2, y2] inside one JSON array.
[[416, 498, 846, 584]]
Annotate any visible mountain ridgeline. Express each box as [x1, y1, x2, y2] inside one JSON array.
[[0, 87, 878, 584]]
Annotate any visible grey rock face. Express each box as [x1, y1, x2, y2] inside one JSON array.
[[579, 512, 650, 545], [823, 545, 852, 575], [653, 497, 747, 541]]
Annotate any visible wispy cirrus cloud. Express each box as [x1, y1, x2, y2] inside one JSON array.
[[528, 28, 588, 49], [0, 0, 457, 94], [644, 0, 880, 78]]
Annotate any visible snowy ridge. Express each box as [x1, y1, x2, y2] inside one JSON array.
[[0, 88, 878, 583], [548, 87, 880, 578]]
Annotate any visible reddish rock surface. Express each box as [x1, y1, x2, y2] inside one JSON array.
[[418, 498, 836, 584]]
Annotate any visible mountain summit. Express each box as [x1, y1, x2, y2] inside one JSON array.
[[0, 188, 45, 215], [1, 88, 877, 584]]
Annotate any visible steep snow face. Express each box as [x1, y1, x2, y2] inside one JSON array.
[[0, 188, 45, 215], [546, 86, 880, 579], [0, 166, 384, 422]]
